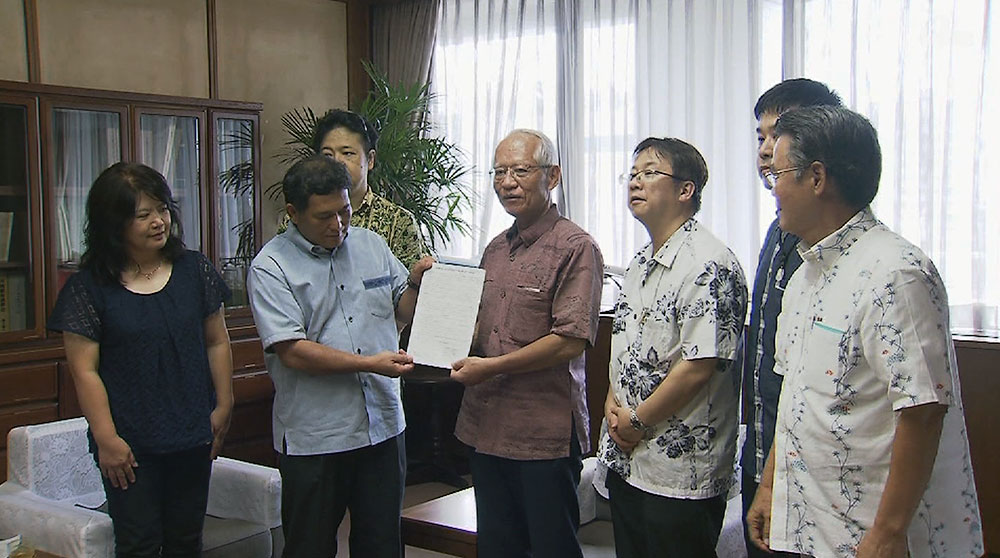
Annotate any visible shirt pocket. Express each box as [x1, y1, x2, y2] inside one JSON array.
[[362, 274, 395, 319], [804, 315, 853, 397], [504, 274, 554, 345]]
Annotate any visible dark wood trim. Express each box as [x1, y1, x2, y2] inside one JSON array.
[[0, 80, 262, 112], [954, 335, 1000, 350], [0, 341, 64, 366], [22, 0, 40, 83], [0, 93, 44, 345], [345, 0, 373, 108], [206, 0, 219, 99]]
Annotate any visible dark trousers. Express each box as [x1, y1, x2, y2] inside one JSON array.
[[100, 444, 213, 558], [606, 469, 726, 558], [470, 433, 583, 558], [741, 471, 799, 558], [278, 433, 406, 558]]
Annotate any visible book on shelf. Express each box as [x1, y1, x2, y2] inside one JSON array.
[[0, 212, 13, 262], [0, 273, 9, 332], [8, 273, 26, 330], [0, 272, 26, 332]]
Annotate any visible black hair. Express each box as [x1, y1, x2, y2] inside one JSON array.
[[774, 105, 882, 209], [311, 109, 379, 153], [633, 137, 709, 213], [81, 162, 185, 284], [754, 78, 842, 119], [282, 155, 352, 211]]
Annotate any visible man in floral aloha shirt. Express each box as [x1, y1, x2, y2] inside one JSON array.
[[595, 137, 748, 558]]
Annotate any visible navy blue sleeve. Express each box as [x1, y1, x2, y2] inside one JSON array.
[[47, 270, 102, 342], [192, 251, 232, 317]]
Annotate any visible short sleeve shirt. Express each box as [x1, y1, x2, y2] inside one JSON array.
[[47, 250, 230, 454], [454, 204, 604, 460], [353, 189, 428, 269], [770, 208, 984, 558], [247, 224, 409, 456], [596, 218, 748, 499]]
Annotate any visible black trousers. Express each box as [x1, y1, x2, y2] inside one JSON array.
[[278, 433, 406, 558], [100, 444, 213, 558], [606, 469, 727, 558], [470, 433, 583, 558], [741, 470, 799, 558]]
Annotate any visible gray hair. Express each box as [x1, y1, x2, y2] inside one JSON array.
[[504, 128, 558, 166]]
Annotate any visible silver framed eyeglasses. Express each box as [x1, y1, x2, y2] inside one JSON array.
[[618, 169, 686, 185], [489, 165, 551, 182], [762, 167, 802, 190]]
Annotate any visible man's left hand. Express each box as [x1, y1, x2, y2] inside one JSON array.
[[856, 526, 908, 558], [451, 356, 496, 386], [609, 405, 642, 451]]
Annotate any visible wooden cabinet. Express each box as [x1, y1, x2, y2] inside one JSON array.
[[0, 79, 275, 477]]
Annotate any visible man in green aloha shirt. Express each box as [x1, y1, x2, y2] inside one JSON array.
[[313, 109, 427, 268]]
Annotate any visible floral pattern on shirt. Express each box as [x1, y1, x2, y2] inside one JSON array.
[[353, 189, 428, 269], [596, 218, 748, 499], [770, 208, 983, 558]]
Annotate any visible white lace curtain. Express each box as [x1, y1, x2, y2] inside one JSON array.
[[427, 0, 998, 336], [430, 0, 759, 272], [779, 0, 999, 335]]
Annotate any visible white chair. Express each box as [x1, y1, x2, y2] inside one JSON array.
[[0, 417, 283, 558]]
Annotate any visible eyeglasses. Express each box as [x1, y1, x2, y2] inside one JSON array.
[[489, 165, 552, 182], [762, 167, 802, 190], [618, 169, 687, 185]]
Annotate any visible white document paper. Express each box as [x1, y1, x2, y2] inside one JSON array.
[[407, 262, 486, 369]]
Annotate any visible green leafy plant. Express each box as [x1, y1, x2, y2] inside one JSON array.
[[218, 120, 256, 262], [269, 62, 472, 248]]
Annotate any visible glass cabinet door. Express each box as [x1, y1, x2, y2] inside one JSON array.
[[0, 99, 39, 336], [214, 116, 257, 308], [50, 106, 123, 293], [138, 112, 204, 251]]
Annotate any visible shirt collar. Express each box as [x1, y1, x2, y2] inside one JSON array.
[[355, 188, 375, 214], [284, 223, 339, 258], [506, 204, 561, 250], [797, 207, 878, 271], [643, 217, 698, 276]]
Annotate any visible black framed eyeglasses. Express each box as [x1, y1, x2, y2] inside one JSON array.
[[489, 165, 552, 182]]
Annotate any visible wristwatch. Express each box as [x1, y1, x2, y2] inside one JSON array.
[[629, 408, 654, 438]]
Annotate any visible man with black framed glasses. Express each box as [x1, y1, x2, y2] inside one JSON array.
[[594, 137, 748, 557], [451, 129, 603, 558]]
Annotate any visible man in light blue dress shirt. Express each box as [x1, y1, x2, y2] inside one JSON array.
[[248, 155, 432, 558]]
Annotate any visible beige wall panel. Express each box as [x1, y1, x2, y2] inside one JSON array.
[[216, 0, 349, 239], [36, 0, 209, 97], [0, 0, 29, 81]]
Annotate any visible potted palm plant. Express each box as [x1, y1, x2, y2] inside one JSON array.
[[270, 62, 472, 249]]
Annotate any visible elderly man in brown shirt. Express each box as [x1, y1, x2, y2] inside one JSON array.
[[451, 129, 604, 558]]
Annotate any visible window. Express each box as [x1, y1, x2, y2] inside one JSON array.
[[430, 0, 997, 336]]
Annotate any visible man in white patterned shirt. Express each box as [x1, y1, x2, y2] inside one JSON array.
[[595, 137, 748, 557], [746, 106, 983, 558]]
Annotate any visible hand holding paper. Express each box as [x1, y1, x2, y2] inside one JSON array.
[[407, 263, 485, 369]]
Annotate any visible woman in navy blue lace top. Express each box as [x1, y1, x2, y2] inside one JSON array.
[[48, 162, 233, 557]]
